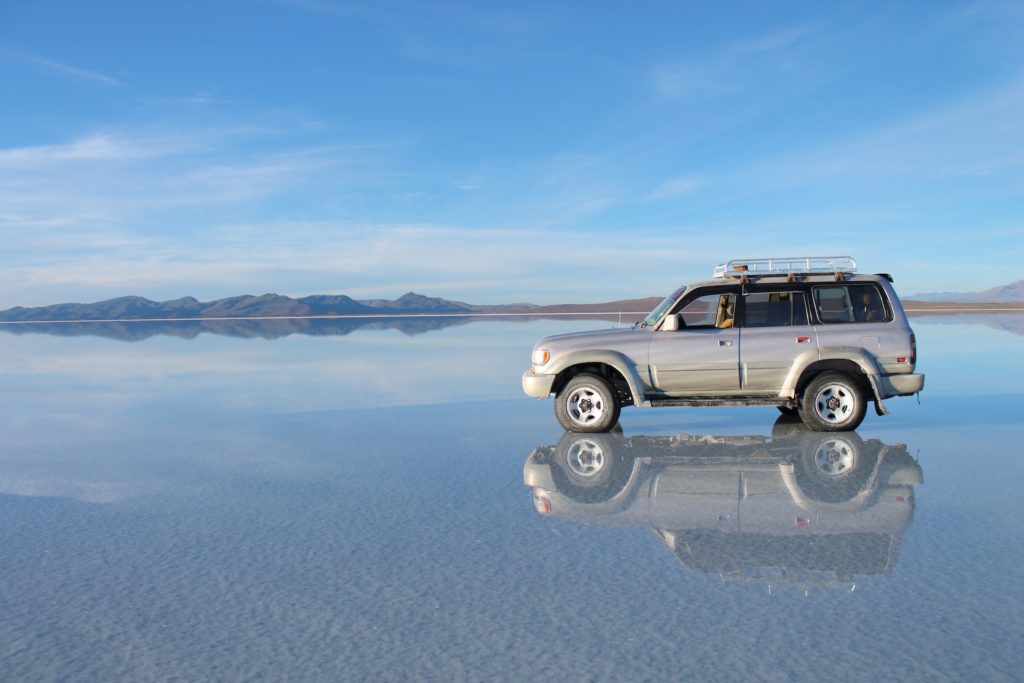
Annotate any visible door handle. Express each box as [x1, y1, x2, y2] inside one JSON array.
[[719, 340, 733, 347]]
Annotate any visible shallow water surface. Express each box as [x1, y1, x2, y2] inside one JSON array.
[[0, 315, 1021, 681]]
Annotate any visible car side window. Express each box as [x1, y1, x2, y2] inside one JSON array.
[[676, 292, 737, 329], [813, 285, 889, 324], [742, 291, 808, 328]]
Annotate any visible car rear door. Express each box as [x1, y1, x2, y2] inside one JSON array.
[[738, 287, 818, 392]]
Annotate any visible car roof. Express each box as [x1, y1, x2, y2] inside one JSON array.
[[682, 273, 888, 290]]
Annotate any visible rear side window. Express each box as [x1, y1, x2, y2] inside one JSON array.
[[813, 285, 890, 324], [742, 291, 808, 328]]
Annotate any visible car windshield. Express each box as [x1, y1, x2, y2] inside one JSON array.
[[642, 287, 685, 327]]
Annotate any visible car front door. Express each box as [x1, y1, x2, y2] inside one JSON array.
[[648, 287, 741, 395]]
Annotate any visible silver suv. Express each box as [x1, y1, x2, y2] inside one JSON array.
[[523, 257, 924, 432]]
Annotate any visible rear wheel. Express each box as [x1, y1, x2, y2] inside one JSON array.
[[554, 373, 621, 433], [799, 372, 866, 432], [792, 431, 873, 503]]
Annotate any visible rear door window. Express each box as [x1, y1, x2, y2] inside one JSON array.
[[742, 291, 808, 328]]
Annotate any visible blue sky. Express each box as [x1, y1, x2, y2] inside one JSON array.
[[1, 0, 1022, 307]]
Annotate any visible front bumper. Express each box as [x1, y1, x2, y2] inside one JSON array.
[[879, 373, 925, 397], [522, 368, 555, 398]]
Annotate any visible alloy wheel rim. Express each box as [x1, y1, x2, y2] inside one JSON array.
[[567, 386, 605, 425], [814, 384, 854, 423]]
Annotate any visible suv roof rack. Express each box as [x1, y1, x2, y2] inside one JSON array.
[[713, 256, 857, 279]]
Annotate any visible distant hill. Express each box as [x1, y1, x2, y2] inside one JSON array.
[[532, 297, 663, 314], [0, 291, 521, 322], [6, 282, 1023, 324], [0, 291, 665, 323], [909, 279, 1024, 303]]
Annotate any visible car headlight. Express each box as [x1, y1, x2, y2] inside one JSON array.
[[532, 348, 550, 366]]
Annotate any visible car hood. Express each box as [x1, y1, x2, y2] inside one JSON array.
[[537, 326, 649, 351]]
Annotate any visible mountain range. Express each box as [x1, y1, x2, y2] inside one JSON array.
[[908, 279, 1024, 303], [3, 279, 1023, 324], [0, 291, 660, 323], [0, 292, 518, 322]]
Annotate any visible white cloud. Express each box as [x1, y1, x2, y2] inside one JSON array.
[[650, 23, 822, 99], [453, 174, 483, 190], [645, 174, 705, 201], [5, 62, 1019, 309], [173, 155, 339, 202], [728, 24, 823, 58], [264, 0, 375, 20], [0, 216, 734, 308], [0, 133, 192, 166], [1, 46, 124, 86], [732, 76, 1024, 188], [649, 63, 734, 100]]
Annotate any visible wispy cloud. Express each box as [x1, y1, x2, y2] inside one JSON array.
[[644, 174, 705, 201], [453, 174, 483, 190], [1, 46, 124, 86], [727, 24, 822, 58], [264, 0, 548, 68], [0, 134, 182, 166], [141, 93, 242, 108], [648, 64, 732, 100], [0, 127, 374, 226], [941, 0, 1024, 24], [0, 214, 734, 308], [267, 0, 544, 34], [650, 22, 823, 99], [733, 75, 1024, 188], [172, 148, 348, 202], [262, 0, 377, 20]]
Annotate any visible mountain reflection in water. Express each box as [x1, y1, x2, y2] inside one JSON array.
[[0, 314, 627, 342], [525, 418, 922, 591]]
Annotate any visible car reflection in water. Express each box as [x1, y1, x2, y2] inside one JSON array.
[[524, 418, 923, 592]]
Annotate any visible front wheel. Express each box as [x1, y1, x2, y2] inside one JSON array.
[[799, 372, 866, 432], [549, 432, 634, 503], [554, 373, 621, 433]]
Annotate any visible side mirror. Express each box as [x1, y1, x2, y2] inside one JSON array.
[[661, 314, 681, 332]]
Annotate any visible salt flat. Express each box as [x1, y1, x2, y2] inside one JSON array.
[[0, 316, 1021, 682]]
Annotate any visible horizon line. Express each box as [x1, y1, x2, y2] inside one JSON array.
[[0, 311, 654, 325], [1, 306, 1023, 326]]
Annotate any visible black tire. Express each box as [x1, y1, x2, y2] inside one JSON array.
[[799, 371, 866, 432], [778, 405, 800, 416], [554, 373, 621, 433]]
